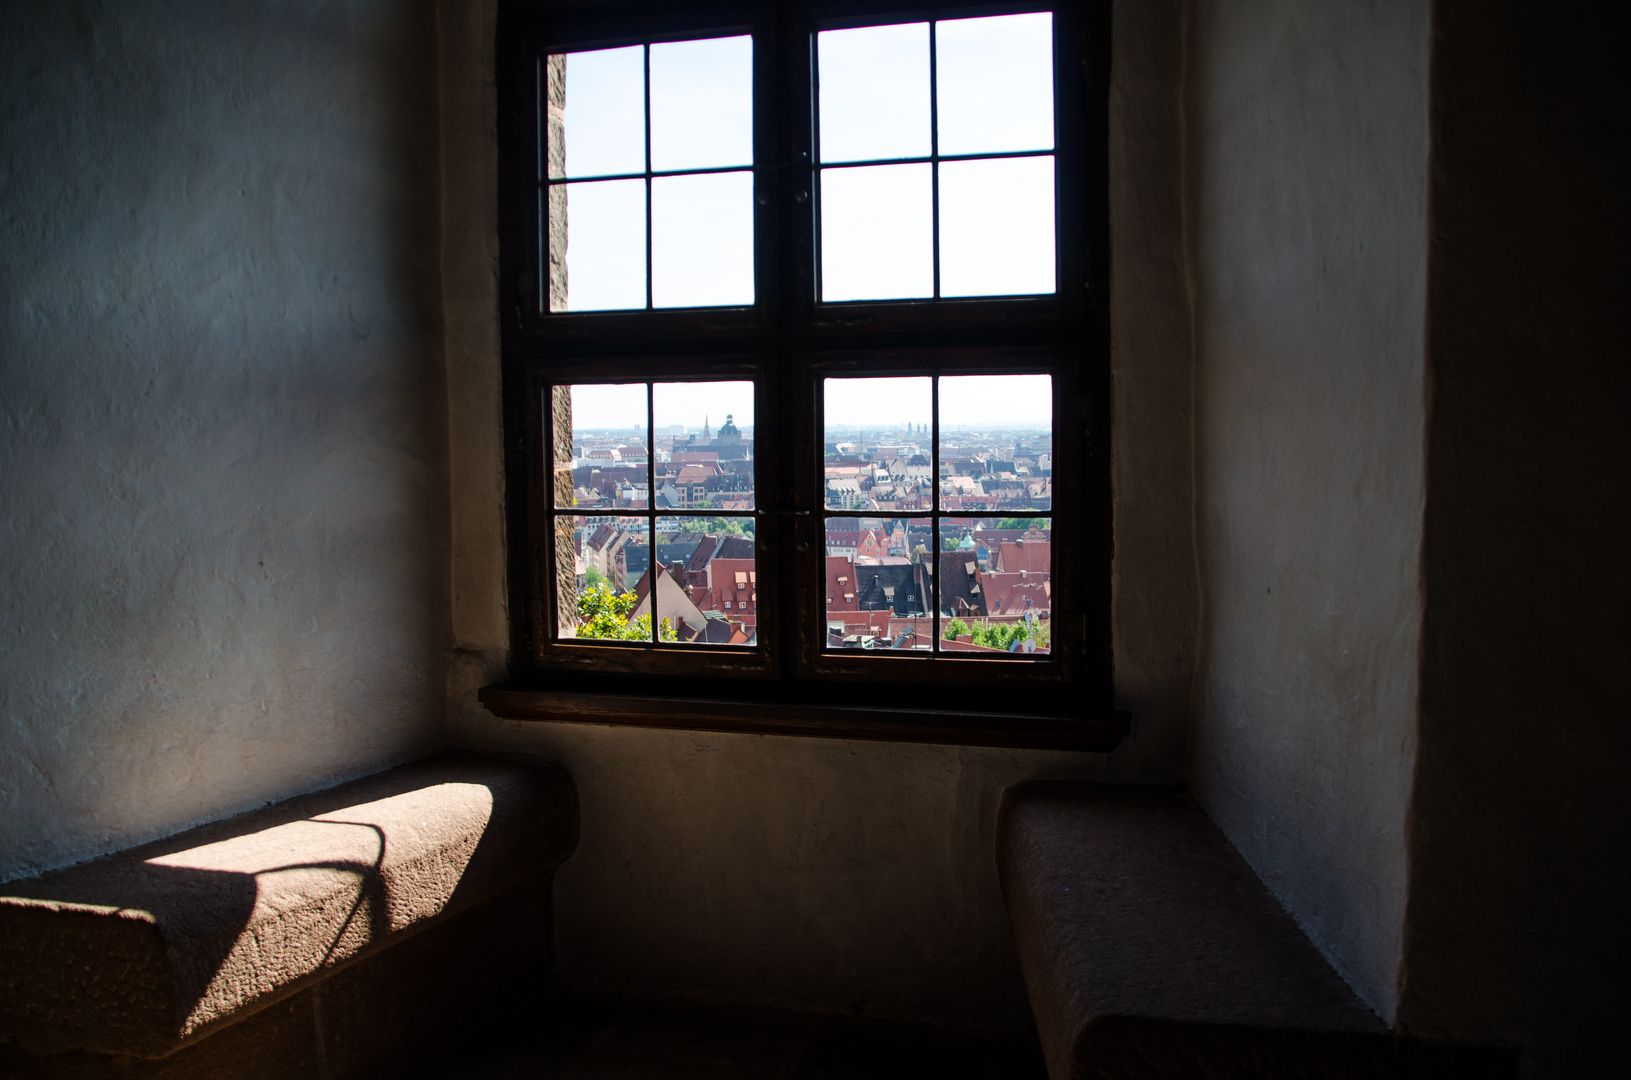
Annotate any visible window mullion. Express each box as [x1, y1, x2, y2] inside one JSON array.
[[781, 10, 808, 675], [643, 43, 653, 312], [646, 381, 657, 643], [929, 19, 940, 300], [930, 375, 941, 654], [805, 14, 823, 311]]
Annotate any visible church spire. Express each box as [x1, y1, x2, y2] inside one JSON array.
[[703, 415, 711, 440]]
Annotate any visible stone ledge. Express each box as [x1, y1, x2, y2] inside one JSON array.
[[0, 752, 577, 1059], [996, 782, 1517, 1078]]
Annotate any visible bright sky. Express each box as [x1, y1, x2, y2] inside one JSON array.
[[825, 374, 1052, 432], [569, 376, 1049, 433], [552, 13, 1056, 311], [571, 381, 755, 433]]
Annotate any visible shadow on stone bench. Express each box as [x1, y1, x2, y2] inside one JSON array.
[[996, 782, 1517, 1080], [0, 751, 577, 1079]]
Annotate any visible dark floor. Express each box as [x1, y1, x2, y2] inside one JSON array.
[[400, 996, 1048, 1080]]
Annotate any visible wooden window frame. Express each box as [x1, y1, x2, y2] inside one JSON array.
[[488, 0, 1122, 747]]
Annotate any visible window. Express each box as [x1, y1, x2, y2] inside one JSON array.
[[493, 1, 1115, 740], [543, 35, 755, 312]]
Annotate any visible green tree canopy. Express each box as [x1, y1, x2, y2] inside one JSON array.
[[576, 582, 677, 641], [677, 517, 749, 535], [943, 617, 1051, 651]]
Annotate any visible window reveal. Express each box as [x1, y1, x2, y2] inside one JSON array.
[[501, 1, 1109, 719]]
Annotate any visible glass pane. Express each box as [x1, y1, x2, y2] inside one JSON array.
[[935, 14, 1055, 155], [823, 377, 933, 511], [938, 375, 1053, 512], [938, 519, 1051, 655], [656, 517, 756, 646], [556, 383, 650, 510], [550, 46, 645, 179], [824, 517, 934, 651], [938, 157, 1056, 297], [818, 23, 930, 163], [654, 381, 755, 510], [559, 515, 654, 642], [820, 164, 932, 301], [652, 172, 755, 308], [551, 178, 647, 312], [650, 35, 753, 171]]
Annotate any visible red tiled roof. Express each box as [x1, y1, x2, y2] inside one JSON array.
[[979, 571, 1051, 615], [824, 555, 859, 611], [995, 540, 1051, 575]]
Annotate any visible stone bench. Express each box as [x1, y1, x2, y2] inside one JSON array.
[[0, 751, 577, 1078], [996, 782, 1516, 1079]]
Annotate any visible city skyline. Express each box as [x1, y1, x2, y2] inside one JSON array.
[[567, 376, 1051, 433]]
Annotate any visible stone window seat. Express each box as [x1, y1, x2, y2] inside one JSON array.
[[0, 752, 577, 1077], [996, 782, 1516, 1079]]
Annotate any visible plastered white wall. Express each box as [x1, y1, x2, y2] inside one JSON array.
[[440, 0, 1200, 1029], [473, 720, 1117, 1029], [1185, 0, 1429, 1021], [0, 0, 449, 883]]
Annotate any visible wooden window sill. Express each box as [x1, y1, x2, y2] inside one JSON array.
[[477, 685, 1130, 752]]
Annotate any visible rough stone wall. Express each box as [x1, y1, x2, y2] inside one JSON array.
[[1184, 0, 1430, 1021], [552, 387, 577, 636], [546, 53, 569, 313], [0, 0, 448, 882]]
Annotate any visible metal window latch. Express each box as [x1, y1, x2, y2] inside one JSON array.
[[756, 152, 811, 171]]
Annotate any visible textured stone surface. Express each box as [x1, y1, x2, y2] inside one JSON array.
[[0, 753, 577, 1058], [996, 784, 1516, 1080], [999, 784, 1378, 1076], [1184, 0, 1430, 1020], [545, 53, 570, 313], [0, 0, 449, 885], [0, 873, 555, 1080]]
